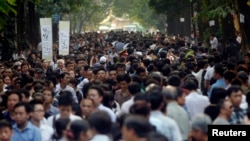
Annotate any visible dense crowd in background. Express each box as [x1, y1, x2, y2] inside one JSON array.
[[0, 30, 248, 141]]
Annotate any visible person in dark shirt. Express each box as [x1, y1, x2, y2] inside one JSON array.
[[204, 87, 227, 121]]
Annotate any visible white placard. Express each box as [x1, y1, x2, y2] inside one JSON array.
[[209, 20, 215, 26], [40, 18, 53, 61], [59, 21, 70, 55], [180, 18, 185, 22], [240, 14, 245, 23]]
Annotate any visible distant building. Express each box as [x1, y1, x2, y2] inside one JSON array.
[[99, 10, 144, 32]]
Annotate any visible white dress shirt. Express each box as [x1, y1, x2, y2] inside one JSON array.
[[98, 104, 116, 122], [47, 114, 82, 128], [119, 96, 134, 115], [90, 134, 111, 141], [185, 91, 210, 120], [150, 111, 182, 141]]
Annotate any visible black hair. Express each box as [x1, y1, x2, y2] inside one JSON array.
[[123, 115, 153, 138], [58, 91, 74, 106], [227, 85, 242, 97], [52, 118, 70, 140], [6, 90, 22, 102], [88, 111, 112, 134], [129, 101, 150, 117], [210, 88, 227, 104], [19, 88, 30, 99], [128, 82, 141, 96], [29, 99, 44, 112], [14, 102, 32, 113], [87, 85, 104, 97], [134, 93, 150, 103], [148, 89, 164, 110], [168, 75, 181, 87], [116, 73, 131, 83], [0, 119, 12, 130], [42, 88, 55, 97], [67, 120, 89, 141]]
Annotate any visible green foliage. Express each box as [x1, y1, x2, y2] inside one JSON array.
[[0, 0, 16, 30], [112, 0, 159, 29]]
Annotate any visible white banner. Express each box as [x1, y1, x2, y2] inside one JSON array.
[[40, 18, 53, 61], [240, 13, 245, 23], [209, 20, 215, 26], [59, 21, 70, 55]]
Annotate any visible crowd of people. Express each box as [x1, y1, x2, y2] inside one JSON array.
[[0, 30, 248, 141]]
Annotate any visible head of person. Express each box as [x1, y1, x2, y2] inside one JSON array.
[[32, 92, 45, 102], [52, 117, 70, 140], [117, 74, 131, 91], [94, 67, 106, 82], [191, 114, 212, 141], [128, 82, 141, 96], [80, 98, 95, 119], [86, 86, 104, 107], [122, 115, 153, 141], [167, 75, 181, 87], [42, 88, 55, 105], [57, 59, 65, 69], [0, 120, 13, 141], [182, 78, 198, 92], [67, 120, 89, 141], [6, 91, 22, 111], [29, 100, 45, 121], [163, 85, 178, 102], [14, 102, 32, 127], [227, 85, 243, 107], [108, 65, 117, 80], [59, 72, 71, 85], [213, 64, 225, 80], [209, 87, 227, 104], [148, 88, 164, 111], [19, 89, 30, 103], [58, 91, 74, 118], [88, 111, 112, 135], [147, 72, 164, 86], [218, 99, 233, 119], [129, 100, 151, 119]]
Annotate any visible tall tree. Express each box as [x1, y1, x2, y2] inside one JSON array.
[[0, 0, 16, 30]]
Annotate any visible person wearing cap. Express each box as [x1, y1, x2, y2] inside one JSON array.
[[92, 56, 108, 71], [34, 68, 44, 81]]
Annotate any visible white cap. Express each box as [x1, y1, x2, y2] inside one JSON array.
[[100, 56, 107, 63]]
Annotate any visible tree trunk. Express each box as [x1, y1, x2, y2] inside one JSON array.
[[232, 12, 240, 32], [16, 0, 25, 54], [28, 1, 36, 49], [77, 18, 84, 34]]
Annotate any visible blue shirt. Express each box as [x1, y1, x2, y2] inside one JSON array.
[[12, 122, 41, 141], [208, 78, 227, 98]]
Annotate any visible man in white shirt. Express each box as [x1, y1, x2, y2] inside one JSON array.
[[119, 82, 141, 115], [210, 34, 218, 49], [149, 89, 182, 141], [183, 78, 210, 120], [54, 72, 78, 103], [47, 91, 82, 128], [87, 85, 116, 122], [29, 100, 53, 141]]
